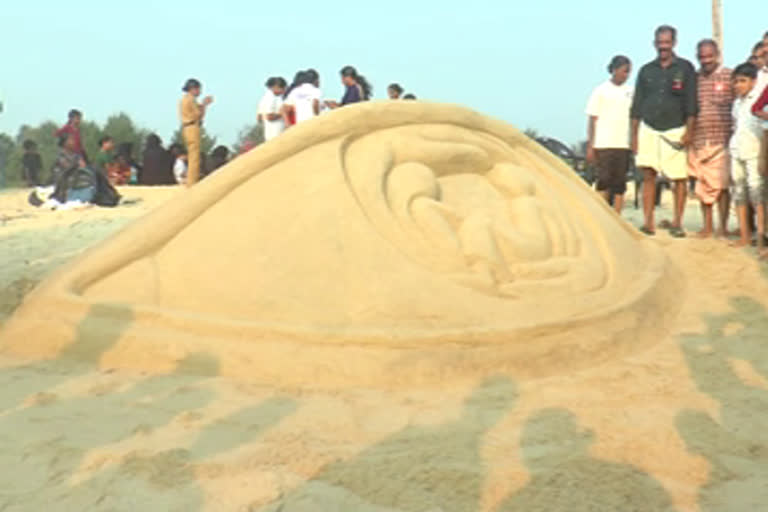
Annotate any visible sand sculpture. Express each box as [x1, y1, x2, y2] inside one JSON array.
[[0, 102, 680, 388]]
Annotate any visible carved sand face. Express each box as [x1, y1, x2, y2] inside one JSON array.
[[0, 103, 677, 387], [342, 124, 608, 299]]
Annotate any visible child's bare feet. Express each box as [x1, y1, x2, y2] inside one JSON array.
[[730, 239, 751, 248], [695, 229, 713, 239]]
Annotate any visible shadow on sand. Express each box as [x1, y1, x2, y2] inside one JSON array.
[[261, 376, 676, 512], [0, 304, 297, 511], [676, 296, 768, 511], [497, 408, 677, 511]]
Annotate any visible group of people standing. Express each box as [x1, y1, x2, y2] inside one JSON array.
[[179, 65, 416, 187], [586, 25, 768, 258]]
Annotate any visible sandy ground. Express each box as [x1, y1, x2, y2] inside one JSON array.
[[1, 185, 768, 511]]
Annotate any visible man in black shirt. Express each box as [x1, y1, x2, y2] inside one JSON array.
[[631, 25, 698, 237]]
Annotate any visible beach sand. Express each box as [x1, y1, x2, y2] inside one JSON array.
[[1, 185, 767, 511]]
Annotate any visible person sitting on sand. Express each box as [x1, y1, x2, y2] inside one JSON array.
[[730, 63, 767, 257], [387, 83, 404, 100], [204, 145, 230, 179], [95, 136, 120, 184], [140, 134, 175, 185], [170, 143, 188, 185], [115, 143, 140, 185], [50, 132, 86, 185], [22, 140, 43, 187], [325, 66, 372, 109]]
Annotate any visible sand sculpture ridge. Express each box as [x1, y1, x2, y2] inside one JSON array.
[[0, 102, 680, 388]]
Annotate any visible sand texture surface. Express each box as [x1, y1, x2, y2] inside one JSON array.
[[1, 104, 768, 511]]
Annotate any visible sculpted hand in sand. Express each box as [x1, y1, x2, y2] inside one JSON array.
[[0, 102, 680, 388]]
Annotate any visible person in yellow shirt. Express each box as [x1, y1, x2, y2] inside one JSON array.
[[179, 78, 213, 187]]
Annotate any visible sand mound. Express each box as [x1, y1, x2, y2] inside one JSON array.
[[0, 103, 679, 388]]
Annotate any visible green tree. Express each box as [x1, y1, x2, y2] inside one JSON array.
[[102, 112, 149, 157], [80, 120, 102, 163], [0, 133, 15, 187], [523, 128, 540, 140], [232, 123, 265, 154], [6, 121, 60, 186]]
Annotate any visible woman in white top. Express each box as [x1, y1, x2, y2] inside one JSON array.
[[257, 77, 287, 141], [585, 55, 634, 213], [283, 70, 322, 126]]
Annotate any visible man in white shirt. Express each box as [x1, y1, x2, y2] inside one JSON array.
[[257, 77, 287, 141]]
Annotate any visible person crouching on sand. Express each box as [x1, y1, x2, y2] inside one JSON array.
[[178, 78, 213, 187]]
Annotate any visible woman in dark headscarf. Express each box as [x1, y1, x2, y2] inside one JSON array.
[[140, 134, 175, 185]]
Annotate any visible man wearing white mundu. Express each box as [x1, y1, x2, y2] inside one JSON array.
[[631, 25, 698, 238]]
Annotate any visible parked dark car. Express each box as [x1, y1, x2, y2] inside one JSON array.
[[533, 137, 592, 184]]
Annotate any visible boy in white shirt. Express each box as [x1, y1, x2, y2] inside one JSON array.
[[730, 63, 767, 257], [257, 77, 287, 141]]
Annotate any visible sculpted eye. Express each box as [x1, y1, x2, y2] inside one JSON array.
[[0, 103, 678, 387]]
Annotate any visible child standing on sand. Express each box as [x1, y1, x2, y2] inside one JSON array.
[[730, 63, 767, 258]]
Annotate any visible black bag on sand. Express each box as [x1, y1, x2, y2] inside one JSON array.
[[91, 169, 121, 207]]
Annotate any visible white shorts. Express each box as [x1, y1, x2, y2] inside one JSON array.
[[731, 157, 766, 206], [636, 123, 688, 180]]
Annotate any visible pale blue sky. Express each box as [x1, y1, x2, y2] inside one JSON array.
[[1, 1, 765, 147]]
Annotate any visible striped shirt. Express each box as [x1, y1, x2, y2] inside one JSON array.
[[694, 67, 733, 149]]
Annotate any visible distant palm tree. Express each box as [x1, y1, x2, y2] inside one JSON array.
[[712, 0, 723, 52]]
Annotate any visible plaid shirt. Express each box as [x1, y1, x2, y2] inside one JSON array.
[[694, 67, 733, 149]]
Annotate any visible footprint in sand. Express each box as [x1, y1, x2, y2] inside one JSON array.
[[24, 392, 58, 407]]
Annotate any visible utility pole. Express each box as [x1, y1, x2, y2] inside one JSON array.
[[712, 0, 723, 53]]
